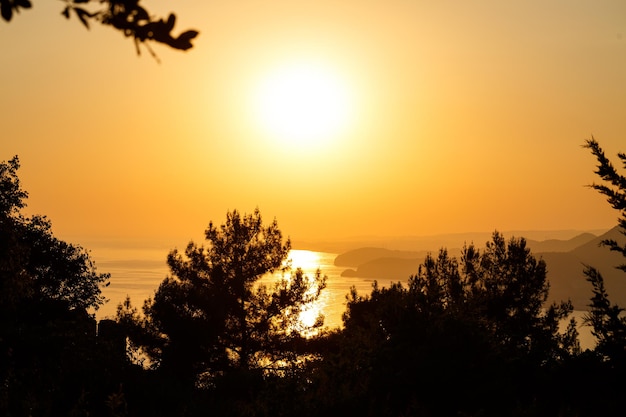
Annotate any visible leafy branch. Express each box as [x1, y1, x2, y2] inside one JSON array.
[[1, 0, 199, 54]]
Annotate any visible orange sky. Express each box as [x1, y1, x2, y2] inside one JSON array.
[[2, 0, 625, 249]]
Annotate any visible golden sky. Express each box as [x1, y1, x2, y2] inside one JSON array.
[[2, 0, 625, 247]]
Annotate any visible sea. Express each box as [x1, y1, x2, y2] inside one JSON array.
[[92, 248, 595, 350]]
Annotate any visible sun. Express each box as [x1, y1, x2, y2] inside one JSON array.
[[251, 60, 354, 150]]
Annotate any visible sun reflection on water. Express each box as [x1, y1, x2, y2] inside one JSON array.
[[285, 250, 327, 336], [286, 249, 322, 271]]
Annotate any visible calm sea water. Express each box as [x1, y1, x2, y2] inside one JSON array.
[[94, 249, 388, 329], [92, 248, 595, 350]]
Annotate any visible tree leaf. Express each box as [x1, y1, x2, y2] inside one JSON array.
[[133, 6, 149, 22], [1, 2, 13, 22], [172, 30, 199, 51], [74, 7, 90, 29], [61, 6, 70, 19], [166, 13, 175, 31]]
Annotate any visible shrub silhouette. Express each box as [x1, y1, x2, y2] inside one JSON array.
[[306, 233, 578, 417], [0, 156, 113, 415], [583, 138, 626, 366], [117, 208, 327, 412]]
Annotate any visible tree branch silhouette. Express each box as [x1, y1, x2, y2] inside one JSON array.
[[1, 0, 199, 53]]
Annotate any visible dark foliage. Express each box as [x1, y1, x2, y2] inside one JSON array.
[[301, 233, 579, 417], [0, 156, 109, 315], [584, 138, 626, 270], [1, 0, 198, 54], [0, 155, 120, 416], [583, 266, 626, 365], [116, 209, 327, 412], [582, 138, 626, 366], [8, 146, 626, 415]]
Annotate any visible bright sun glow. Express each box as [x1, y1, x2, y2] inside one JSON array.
[[287, 249, 322, 270], [252, 60, 354, 149], [286, 250, 325, 333]]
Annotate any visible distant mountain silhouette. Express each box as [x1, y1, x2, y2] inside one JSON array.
[[335, 247, 428, 267], [571, 227, 625, 258], [296, 230, 602, 254], [341, 257, 424, 280], [526, 232, 597, 253], [541, 226, 626, 308], [334, 228, 626, 310]]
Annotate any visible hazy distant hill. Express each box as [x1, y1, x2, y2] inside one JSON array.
[[334, 247, 427, 267], [541, 227, 626, 309], [341, 257, 423, 280], [295, 230, 604, 254], [526, 232, 597, 253], [334, 228, 626, 310], [338, 247, 459, 280]]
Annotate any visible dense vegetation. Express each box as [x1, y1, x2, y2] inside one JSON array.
[[2, 139, 626, 416]]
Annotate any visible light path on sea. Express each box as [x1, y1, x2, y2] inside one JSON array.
[[95, 249, 386, 329], [94, 249, 595, 349]]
